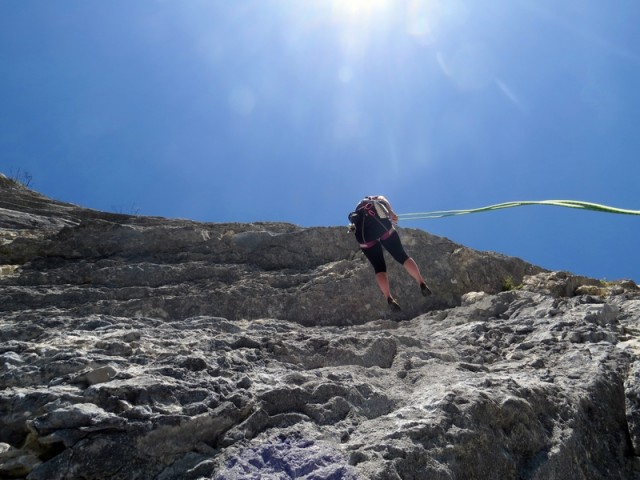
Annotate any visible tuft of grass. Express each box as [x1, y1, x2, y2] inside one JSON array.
[[8, 168, 33, 188], [111, 203, 141, 216], [501, 276, 521, 292]]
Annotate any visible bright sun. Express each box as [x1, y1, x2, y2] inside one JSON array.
[[331, 0, 391, 18]]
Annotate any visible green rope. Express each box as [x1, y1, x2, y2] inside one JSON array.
[[397, 200, 640, 221]]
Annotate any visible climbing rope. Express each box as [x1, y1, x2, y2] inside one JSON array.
[[396, 200, 640, 221]]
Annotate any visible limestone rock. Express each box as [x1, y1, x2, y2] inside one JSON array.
[[0, 442, 42, 478], [0, 174, 542, 326], [1, 175, 640, 479]]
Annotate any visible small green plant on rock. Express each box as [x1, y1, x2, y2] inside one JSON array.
[[502, 276, 520, 291]]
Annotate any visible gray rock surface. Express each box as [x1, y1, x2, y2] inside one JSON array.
[[1, 173, 640, 479]]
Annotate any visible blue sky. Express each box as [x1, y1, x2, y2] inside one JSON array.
[[1, 0, 639, 281]]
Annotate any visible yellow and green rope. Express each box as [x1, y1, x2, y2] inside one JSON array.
[[397, 200, 640, 221]]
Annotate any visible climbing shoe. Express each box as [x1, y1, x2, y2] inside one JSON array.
[[420, 282, 432, 297], [387, 297, 402, 311]]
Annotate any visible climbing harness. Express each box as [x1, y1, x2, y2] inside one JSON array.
[[396, 200, 640, 221], [359, 228, 394, 249]]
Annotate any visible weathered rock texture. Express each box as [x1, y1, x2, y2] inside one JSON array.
[[1, 173, 640, 479]]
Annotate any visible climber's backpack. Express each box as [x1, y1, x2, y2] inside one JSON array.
[[348, 197, 389, 222], [348, 197, 393, 247]]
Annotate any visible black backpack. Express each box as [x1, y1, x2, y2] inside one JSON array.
[[348, 197, 392, 242]]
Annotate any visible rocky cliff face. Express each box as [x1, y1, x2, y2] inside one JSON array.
[[1, 174, 640, 479]]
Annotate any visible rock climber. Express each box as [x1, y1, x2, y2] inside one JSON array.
[[348, 195, 432, 311]]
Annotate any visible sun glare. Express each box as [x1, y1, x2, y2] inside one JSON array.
[[331, 0, 391, 19]]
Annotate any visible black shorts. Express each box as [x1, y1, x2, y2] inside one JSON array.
[[361, 230, 409, 273]]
